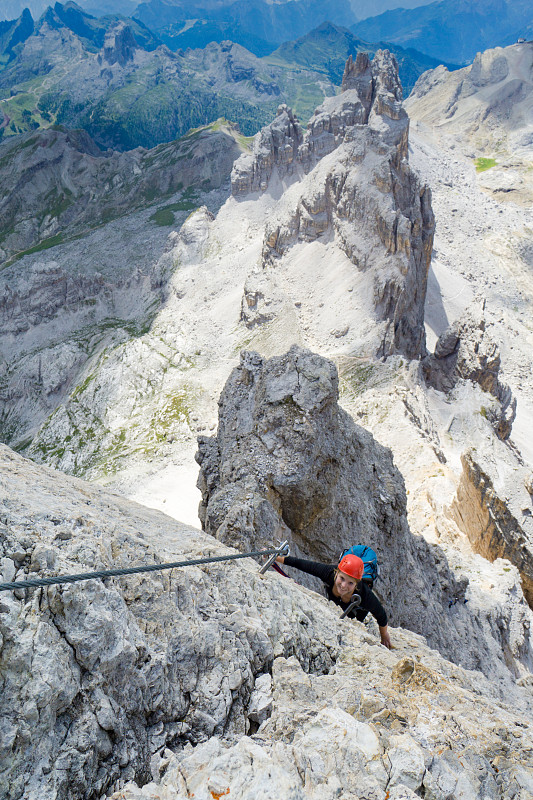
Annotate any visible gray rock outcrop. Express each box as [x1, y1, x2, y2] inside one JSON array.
[[101, 21, 137, 67], [450, 441, 533, 608], [0, 443, 342, 800], [232, 51, 434, 360], [196, 346, 533, 685], [230, 104, 304, 194], [2, 440, 533, 800], [0, 121, 242, 262], [113, 652, 533, 800], [405, 42, 533, 205], [423, 304, 517, 439]]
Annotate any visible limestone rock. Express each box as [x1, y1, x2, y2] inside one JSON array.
[[232, 50, 408, 194], [111, 652, 533, 800], [450, 441, 533, 607], [195, 346, 533, 688], [0, 121, 241, 262], [422, 304, 517, 439], [230, 104, 304, 195], [233, 51, 433, 359], [101, 21, 137, 67], [1, 405, 533, 799], [0, 443, 344, 799]]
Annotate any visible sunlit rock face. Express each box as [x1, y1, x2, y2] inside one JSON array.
[[422, 304, 517, 440], [405, 41, 533, 206], [0, 443, 344, 800], [450, 441, 533, 608], [232, 50, 434, 360], [2, 440, 533, 800]]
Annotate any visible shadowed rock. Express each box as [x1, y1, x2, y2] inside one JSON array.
[[0, 122, 242, 262], [451, 444, 533, 608], [101, 21, 138, 67], [197, 346, 521, 666]]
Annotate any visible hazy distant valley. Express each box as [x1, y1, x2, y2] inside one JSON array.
[[0, 1, 453, 151]]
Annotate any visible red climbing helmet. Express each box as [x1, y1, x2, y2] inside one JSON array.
[[338, 554, 364, 581]]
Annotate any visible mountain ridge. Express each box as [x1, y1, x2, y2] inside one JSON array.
[[353, 0, 533, 65], [0, 5, 453, 149], [266, 20, 460, 94], [1, 39, 533, 800], [405, 40, 533, 205], [0, 3, 340, 147]]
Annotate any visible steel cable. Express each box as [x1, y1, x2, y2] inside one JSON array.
[[0, 547, 279, 592]]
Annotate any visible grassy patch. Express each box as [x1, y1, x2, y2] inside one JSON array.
[[341, 363, 376, 395], [475, 157, 497, 173], [71, 371, 97, 400], [150, 195, 199, 226], [235, 131, 255, 150], [11, 233, 64, 259], [150, 389, 196, 442], [44, 186, 74, 219], [150, 208, 175, 226]]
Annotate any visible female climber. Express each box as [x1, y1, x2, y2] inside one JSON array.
[[276, 552, 392, 649]]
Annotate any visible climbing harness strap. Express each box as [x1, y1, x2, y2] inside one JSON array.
[[271, 562, 290, 578]]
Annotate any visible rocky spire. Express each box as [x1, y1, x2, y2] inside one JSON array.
[[341, 51, 374, 116], [231, 49, 409, 198], [101, 21, 137, 67], [234, 51, 432, 360], [230, 104, 304, 194]]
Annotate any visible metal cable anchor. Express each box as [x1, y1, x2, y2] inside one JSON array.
[[340, 592, 361, 619], [259, 540, 290, 574]]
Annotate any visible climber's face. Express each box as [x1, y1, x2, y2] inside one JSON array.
[[334, 569, 358, 601]]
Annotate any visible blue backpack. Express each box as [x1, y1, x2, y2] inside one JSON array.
[[340, 545, 379, 586]]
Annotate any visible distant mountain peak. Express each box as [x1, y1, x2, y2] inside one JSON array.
[[101, 18, 138, 65], [352, 0, 533, 64]]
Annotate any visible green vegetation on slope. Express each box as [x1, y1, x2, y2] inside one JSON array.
[[475, 157, 497, 172], [266, 21, 460, 95]]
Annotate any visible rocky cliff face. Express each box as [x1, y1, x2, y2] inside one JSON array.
[[230, 103, 304, 194], [2, 442, 533, 800], [0, 256, 162, 454], [101, 19, 137, 66], [423, 304, 517, 440], [0, 121, 242, 262], [232, 50, 434, 360], [197, 346, 533, 689], [0, 443, 332, 800], [450, 441, 533, 608], [405, 41, 533, 206], [0, 121, 244, 461]]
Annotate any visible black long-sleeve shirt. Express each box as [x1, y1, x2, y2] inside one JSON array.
[[283, 556, 388, 627]]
